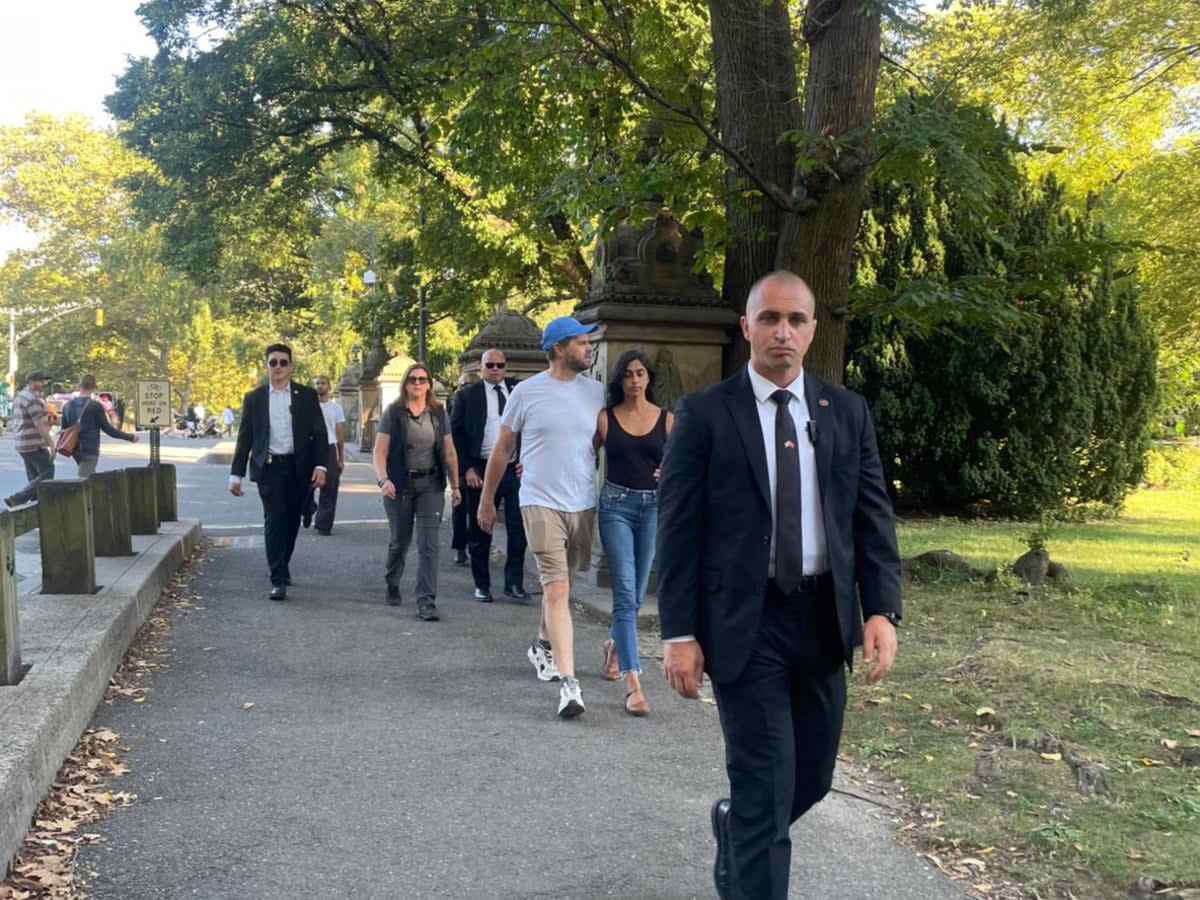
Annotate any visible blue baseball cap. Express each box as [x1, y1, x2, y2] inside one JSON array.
[[541, 316, 598, 350]]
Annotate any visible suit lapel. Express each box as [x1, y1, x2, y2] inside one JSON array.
[[255, 385, 270, 451], [804, 373, 834, 508], [723, 371, 771, 510]]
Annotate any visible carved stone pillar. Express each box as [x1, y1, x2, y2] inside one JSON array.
[[575, 205, 737, 591]]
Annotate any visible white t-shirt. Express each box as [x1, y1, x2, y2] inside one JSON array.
[[502, 370, 604, 512], [320, 399, 346, 445]]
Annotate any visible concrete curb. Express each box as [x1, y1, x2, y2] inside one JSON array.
[[0, 519, 202, 871]]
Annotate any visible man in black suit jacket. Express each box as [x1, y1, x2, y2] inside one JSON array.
[[657, 271, 902, 900], [450, 348, 528, 602], [229, 343, 330, 601]]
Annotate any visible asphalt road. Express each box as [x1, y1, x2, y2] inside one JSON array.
[[2, 435, 967, 900]]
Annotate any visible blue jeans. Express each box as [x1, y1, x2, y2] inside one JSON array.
[[597, 481, 658, 674], [10, 449, 55, 504]]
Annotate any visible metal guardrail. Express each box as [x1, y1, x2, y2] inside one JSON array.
[[0, 464, 178, 686]]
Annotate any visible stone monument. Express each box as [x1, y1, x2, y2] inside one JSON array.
[[575, 203, 737, 590], [576, 203, 735, 409]]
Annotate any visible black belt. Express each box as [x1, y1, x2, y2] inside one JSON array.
[[265, 453, 294, 464], [407, 466, 439, 478], [769, 572, 833, 595]]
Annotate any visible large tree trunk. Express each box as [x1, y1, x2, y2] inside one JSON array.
[[777, 0, 881, 385], [709, 0, 881, 385], [707, 0, 800, 316]]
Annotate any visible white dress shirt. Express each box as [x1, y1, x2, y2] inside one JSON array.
[[480, 381, 509, 459], [746, 366, 828, 576], [267, 383, 295, 454]]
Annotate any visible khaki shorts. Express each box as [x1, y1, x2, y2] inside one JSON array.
[[520, 505, 595, 586]]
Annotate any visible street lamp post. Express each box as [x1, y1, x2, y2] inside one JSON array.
[[1, 300, 102, 392]]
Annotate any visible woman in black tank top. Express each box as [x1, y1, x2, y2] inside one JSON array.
[[594, 349, 674, 716]]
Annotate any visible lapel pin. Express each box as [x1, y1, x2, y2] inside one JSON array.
[[818, 398, 830, 407], [784, 440, 796, 449]]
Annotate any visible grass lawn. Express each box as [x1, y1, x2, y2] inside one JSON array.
[[842, 487, 1200, 899]]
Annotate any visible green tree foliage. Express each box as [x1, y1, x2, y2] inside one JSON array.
[[913, 0, 1199, 195], [913, 0, 1200, 357], [849, 173, 1157, 517], [109, 0, 720, 348], [0, 114, 275, 413]]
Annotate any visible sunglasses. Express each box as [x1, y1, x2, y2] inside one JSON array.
[[267, 358, 291, 368], [407, 376, 430, 384], [483, 362, 506, 369]]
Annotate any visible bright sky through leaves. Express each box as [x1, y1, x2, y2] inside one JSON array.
[[0, 0, 155, 256]]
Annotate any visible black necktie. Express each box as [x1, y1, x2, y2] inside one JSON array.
[[771, 389, 803, 594], [494, 384, 507, 416]]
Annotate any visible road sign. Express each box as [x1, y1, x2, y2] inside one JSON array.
[[136, 380, 171, 429]]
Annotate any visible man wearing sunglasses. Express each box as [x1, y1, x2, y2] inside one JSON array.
[[450, 348, 528, 604], [229, 343, 330, 601]]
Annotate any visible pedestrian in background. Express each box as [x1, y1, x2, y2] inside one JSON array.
[[229, 343, 330, 602], [594, 349, 672, 717], [4, 371, 55, 508], [447, 371, 479, 567], [62, 374, 139, 476], [309, 375, 346, 535], [451, 349, 528, 604], [221, 405, 235, 437], [373, 363, 461, 621]]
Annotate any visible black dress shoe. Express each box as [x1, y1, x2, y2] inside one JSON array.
[[316, 529, 331, 536], [417, 600, 440, 621], [473, 587, 493, 603], [386, 586, 402, 607], [269, 584, 287, 602], [503, 585, 530, 602], [711, 798, 732, 900], [453, 549, 469, 567], [302, 512, 312, 529]]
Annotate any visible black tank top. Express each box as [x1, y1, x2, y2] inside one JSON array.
[[604, 408, 668, 490]]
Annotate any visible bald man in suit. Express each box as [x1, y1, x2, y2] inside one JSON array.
[[657, 271, 902, 899]]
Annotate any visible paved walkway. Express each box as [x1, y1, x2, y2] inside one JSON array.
[[64, 457, 965, 900]]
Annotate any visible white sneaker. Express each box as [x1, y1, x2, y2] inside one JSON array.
[[557, 676, 585, 718], [527, 639, 562, 682]]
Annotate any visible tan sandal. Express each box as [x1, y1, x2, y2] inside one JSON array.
[[624, 688, 649, 717], [602, 638, 620, 681]]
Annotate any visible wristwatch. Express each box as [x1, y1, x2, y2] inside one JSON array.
[[877, 611, 902, 628], [377, 478, 387, 487]]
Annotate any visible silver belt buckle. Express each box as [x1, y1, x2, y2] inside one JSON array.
[[267, 453, 273, 465]]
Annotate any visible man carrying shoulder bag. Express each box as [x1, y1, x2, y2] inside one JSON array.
[[61, 374, 139, 477]]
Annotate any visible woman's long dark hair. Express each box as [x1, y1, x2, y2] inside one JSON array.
[[606, 349, 657, 409]]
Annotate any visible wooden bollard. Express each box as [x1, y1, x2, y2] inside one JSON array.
[[90, 470, 133, 556], [126, 467, 159, 535], [37, 479, 97, 594], [154, 463, 178, 522], [0, 512, 21, 685]]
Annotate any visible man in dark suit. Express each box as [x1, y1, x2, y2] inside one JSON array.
[[229, 343, 330, 601], [657, 271, 902, 900], [447, 371, 480, 566], [450, 348, 528, 602]]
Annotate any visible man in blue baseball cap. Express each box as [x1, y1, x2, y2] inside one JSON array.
[[478, 315, 603, 718], [539, 315, 598, 350]]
